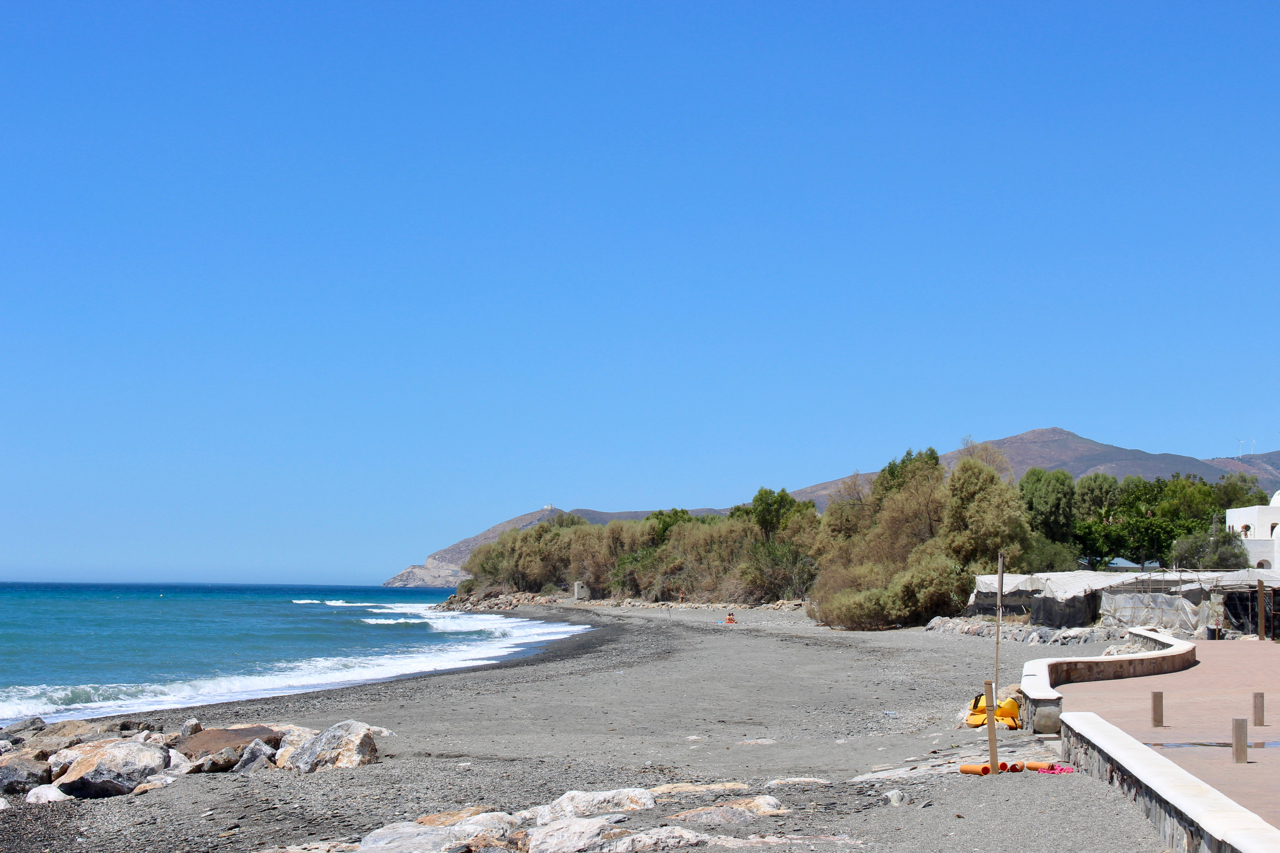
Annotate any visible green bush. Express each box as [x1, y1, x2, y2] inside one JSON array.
[[1022, 533, 1081, 573], [739, 540, 817, 602]]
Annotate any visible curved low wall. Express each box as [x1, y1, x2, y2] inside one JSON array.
[[1020, 627, 1197, 733]]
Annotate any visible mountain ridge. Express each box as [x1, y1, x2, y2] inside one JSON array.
[[384, 428, 1280, 588]]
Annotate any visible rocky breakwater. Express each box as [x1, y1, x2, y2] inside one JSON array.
[[0, 715, 389, 809], [263, 782, 855, 853], [924, 616, 1129, 646], [437, 591, 808, 613]]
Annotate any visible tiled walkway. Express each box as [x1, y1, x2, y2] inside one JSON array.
[[1056, 640, 1280, 828]]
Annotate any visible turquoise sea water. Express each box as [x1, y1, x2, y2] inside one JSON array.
[[0, 582, 588, 725]]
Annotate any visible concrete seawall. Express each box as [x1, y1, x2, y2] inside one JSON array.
[[1020, 627, 1197, 733], [1061, 712, 1280, 853]]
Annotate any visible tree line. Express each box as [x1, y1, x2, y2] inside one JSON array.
[[459, 441, 1266, 630]]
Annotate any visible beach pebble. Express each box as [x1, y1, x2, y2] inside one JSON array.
[[535, 788, 656, 825], [0, 740, 12, 755], [26, 783, 73, 804], [182, 718, 203, 737], [0, 795, 8, 810], [883, 789, 911, 807]]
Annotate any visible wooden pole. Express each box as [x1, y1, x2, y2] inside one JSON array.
[[1255, 693, 1265, 727], [1152, 691, 1164, 728], [985, 680, 1000, 775], [1233, 718, 1248, 764], [1259, 580, 1266, 641], [995, 552, 1004, 692]]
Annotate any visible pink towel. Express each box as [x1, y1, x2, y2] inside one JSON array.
[[1037, 764, 1075, 774]]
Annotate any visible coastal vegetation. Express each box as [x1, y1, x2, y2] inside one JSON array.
[[459, 442, 1266, 629]]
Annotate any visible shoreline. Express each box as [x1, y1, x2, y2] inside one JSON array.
[[74, 605, 619, 731], [0, 595, 595, 729], [2, 605, 1167, 853]]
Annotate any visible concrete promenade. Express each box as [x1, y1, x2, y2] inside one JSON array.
[[1056, 639, 1280, 830]]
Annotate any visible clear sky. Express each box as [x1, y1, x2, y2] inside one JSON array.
[[3, 3, 1278, 585]]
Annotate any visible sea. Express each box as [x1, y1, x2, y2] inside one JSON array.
[[0, 582, 590, 726]]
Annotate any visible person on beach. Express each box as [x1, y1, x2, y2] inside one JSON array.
[[724, 612, 736, 625]]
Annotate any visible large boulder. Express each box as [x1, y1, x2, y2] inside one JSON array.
[[56, 741, 168, 798], [287, 720, 377, 773], [528, 817, 629, 853], [360, 813, 519, 853], [41, 720, 106, 740], [49, 739, 123, 780], [21, 735, 83, 755], [597, 827, 708, 853], [527, 817, 705, 853], [666, 797, 787, 827], [233, 739, 277, 773], [0, 741, 12, 755], [535, 789, 656, 825], [271, 725, 319, 768], [167, 749, 195, 775], [0, 756, 52, 794], [176, 725, 281, 760], [194, 747, 242, 773], [1, 717, 45, 740]]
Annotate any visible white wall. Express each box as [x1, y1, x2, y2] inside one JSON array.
[[1226, 505, 1280, 540]]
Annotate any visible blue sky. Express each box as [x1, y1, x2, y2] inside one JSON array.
[[3, 2, 1278, 585]]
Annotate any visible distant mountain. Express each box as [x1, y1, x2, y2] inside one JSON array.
[[1201, 450, 1280, 497], [383, 505, 566, 588], [938, 427, 1250, 485], [382, 505, 725, 588], [384, 428, 1279, 588]]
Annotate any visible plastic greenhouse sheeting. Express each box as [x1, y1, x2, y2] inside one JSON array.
[[1100, 592, 1202, 633], [1207, 569, 1280, 591]]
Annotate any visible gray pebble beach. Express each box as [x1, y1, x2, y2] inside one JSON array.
[[0, 606, 1166, 853]]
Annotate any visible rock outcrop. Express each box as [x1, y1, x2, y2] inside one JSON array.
[[383, 506, 569, 588]]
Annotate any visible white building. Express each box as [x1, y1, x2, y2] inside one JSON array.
[[1225, 491, 1280, 571]]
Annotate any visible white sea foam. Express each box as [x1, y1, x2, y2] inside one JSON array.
[[292, 599, 322, 604], [0, 614, 589, 724], [360, 618, 430, 624], [323, 600, 376, 607]]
